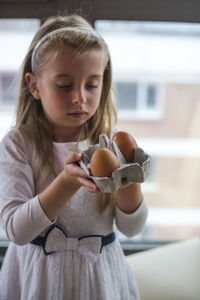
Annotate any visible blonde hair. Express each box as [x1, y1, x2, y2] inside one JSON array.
[[16, 14, 117, 211]]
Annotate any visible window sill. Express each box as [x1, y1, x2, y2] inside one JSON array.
[[0, 238, 173, 269]]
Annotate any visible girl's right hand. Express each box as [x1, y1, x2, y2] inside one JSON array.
[[63, 152, 99, 193], [38, 152, 99, 221]]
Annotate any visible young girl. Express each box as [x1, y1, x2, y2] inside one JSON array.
[[0, 14, 148, 300]]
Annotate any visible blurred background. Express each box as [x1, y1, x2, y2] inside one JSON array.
[[0, 0, 200, 251]]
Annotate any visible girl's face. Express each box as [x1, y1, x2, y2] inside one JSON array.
[[28, 45, 106, 142]]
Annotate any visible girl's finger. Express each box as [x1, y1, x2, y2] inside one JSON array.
[[65, 152, 84, 164], [86, 188, 98, 193], [79, 177, 99, 192], [119, 181, 133, 190], [86, 185, 100, 193], [66, 163, 89, 178]]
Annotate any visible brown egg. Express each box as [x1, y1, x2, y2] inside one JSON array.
[[112, 131, 137, 162], [90, 148, 120, 177]]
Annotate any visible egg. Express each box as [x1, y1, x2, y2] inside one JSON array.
[[90, 148, 120, 177], [112, 131, 137, 162]]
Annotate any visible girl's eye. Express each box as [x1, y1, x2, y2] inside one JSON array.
[[86, 83, 99, 89], [57, 83, 72, 89], [87, 85, 98, 89]]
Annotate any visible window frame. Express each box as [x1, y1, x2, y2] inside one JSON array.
[[0, 0, 200, 24]]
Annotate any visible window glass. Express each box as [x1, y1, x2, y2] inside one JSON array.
[[115, 82, 137, 110], [95, 20, 200, 243], [0, 19, 40, 240], [147, 85, 156, 108], [0, 18, 40, 139]]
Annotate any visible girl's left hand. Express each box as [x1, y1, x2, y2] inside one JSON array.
[[118, 177, 133, 190]]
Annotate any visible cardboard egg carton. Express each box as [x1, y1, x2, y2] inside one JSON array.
[[79, 133, 151, 193]]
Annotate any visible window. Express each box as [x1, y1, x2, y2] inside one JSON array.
[[114, 81, 162, 120], [0, 18, 40, 141], [0, 72, 15, 103], [115, 82, 138, 110], [0, 18, 40, 241], [96, 20, 200, 244]]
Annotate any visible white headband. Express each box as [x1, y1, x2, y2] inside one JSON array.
[[31, 27, 103, 73]]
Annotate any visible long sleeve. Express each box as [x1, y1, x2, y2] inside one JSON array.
[[114, 199, 148, 237], [0, 129, 54, 245]]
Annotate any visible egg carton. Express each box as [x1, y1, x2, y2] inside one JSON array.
[[79, 133, 151, 193]]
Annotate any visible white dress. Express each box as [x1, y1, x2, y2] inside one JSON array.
[[0, 128, 148, 300]]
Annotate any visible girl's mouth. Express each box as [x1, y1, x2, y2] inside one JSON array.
[[68, 111, 87, 118]]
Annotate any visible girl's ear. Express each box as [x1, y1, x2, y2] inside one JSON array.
[[25, 72, 40, 100]]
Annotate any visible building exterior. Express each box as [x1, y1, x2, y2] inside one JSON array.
[[97, 21, 200, 241]]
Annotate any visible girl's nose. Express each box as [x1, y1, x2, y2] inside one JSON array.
[[71, 87, 86, 105]]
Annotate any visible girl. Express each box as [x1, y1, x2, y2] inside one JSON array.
[[0, 14, 148, 300]]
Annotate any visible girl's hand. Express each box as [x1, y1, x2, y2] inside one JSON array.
[[118, 177, 133, 190], [116, 181, 142, 214], [64, 152, 100, 193]]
